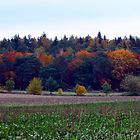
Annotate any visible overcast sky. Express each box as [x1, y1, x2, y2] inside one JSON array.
[[0, 0, 140, 39]]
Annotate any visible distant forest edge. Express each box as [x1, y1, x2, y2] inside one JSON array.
[[0, 32, 140, 91]]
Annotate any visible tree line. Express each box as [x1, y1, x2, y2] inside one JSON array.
[[0, 32, 140, 91]]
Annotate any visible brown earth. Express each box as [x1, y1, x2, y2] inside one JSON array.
[[0, 93, 140, 105]]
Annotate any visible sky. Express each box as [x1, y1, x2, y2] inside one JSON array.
[[0, 0, 140, 39]]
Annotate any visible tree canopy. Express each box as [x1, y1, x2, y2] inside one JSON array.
[[0, 32, 140, 90]]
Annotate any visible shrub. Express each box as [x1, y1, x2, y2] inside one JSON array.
[[45, 77, 59, 95], [0, 85, 5, 91], [102, 81, 111, 96], [58, 88, 63, 95], [27, 78, 43, 95], [5, 79, 15, 92], [120, 75, 140, 96], [74, 84, 81, 92], [75, 85, 87, 95]]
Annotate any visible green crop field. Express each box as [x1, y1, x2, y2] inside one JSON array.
[[0, 101, 140, 139]]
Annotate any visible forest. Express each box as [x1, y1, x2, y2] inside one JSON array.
[[0, 32, 140, 91]]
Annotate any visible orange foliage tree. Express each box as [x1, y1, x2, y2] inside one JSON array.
[[75, 84, 87, 95], [38, 54, 54, 66], [68, 50, 95, 72], [75, 50, 95, 59], [107, 49, 139, 80]]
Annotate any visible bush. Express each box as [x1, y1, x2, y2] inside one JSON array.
[[27, 78, 43, 95], [58, 88, 63, 95], [75, 84, 80, 91], [5, 79, 15, 92], [75, 85, 87, 95], [102, 81, 111, 96], [120, 75, 140, 96]]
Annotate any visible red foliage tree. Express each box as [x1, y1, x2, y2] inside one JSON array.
[[68, 59, 83, 72], [2, 51, 30, 63]]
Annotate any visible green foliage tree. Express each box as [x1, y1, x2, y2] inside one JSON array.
[[102, 81, 111, 96], [38, 33, 51, 52], [45, 77, 59, 95], [5, 79, 15, 92], [15, 56, 42, 89], [27, 78, 42, 95], [92, 51, 112, 89], [39, 66, 49, 87], [120, 75, 140, 96], [73, 59, 93, 87], [46, 56, 68, 88]]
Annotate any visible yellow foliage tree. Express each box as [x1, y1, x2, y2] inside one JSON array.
[[58, 88, 63, 95], [27, 78, 43, 95]]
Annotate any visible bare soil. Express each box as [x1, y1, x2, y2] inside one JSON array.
[[0, 93, 140, 105]]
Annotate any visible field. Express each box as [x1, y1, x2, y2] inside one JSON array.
[[0, 99, 140, 139], [0, 93, 140, 105]]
